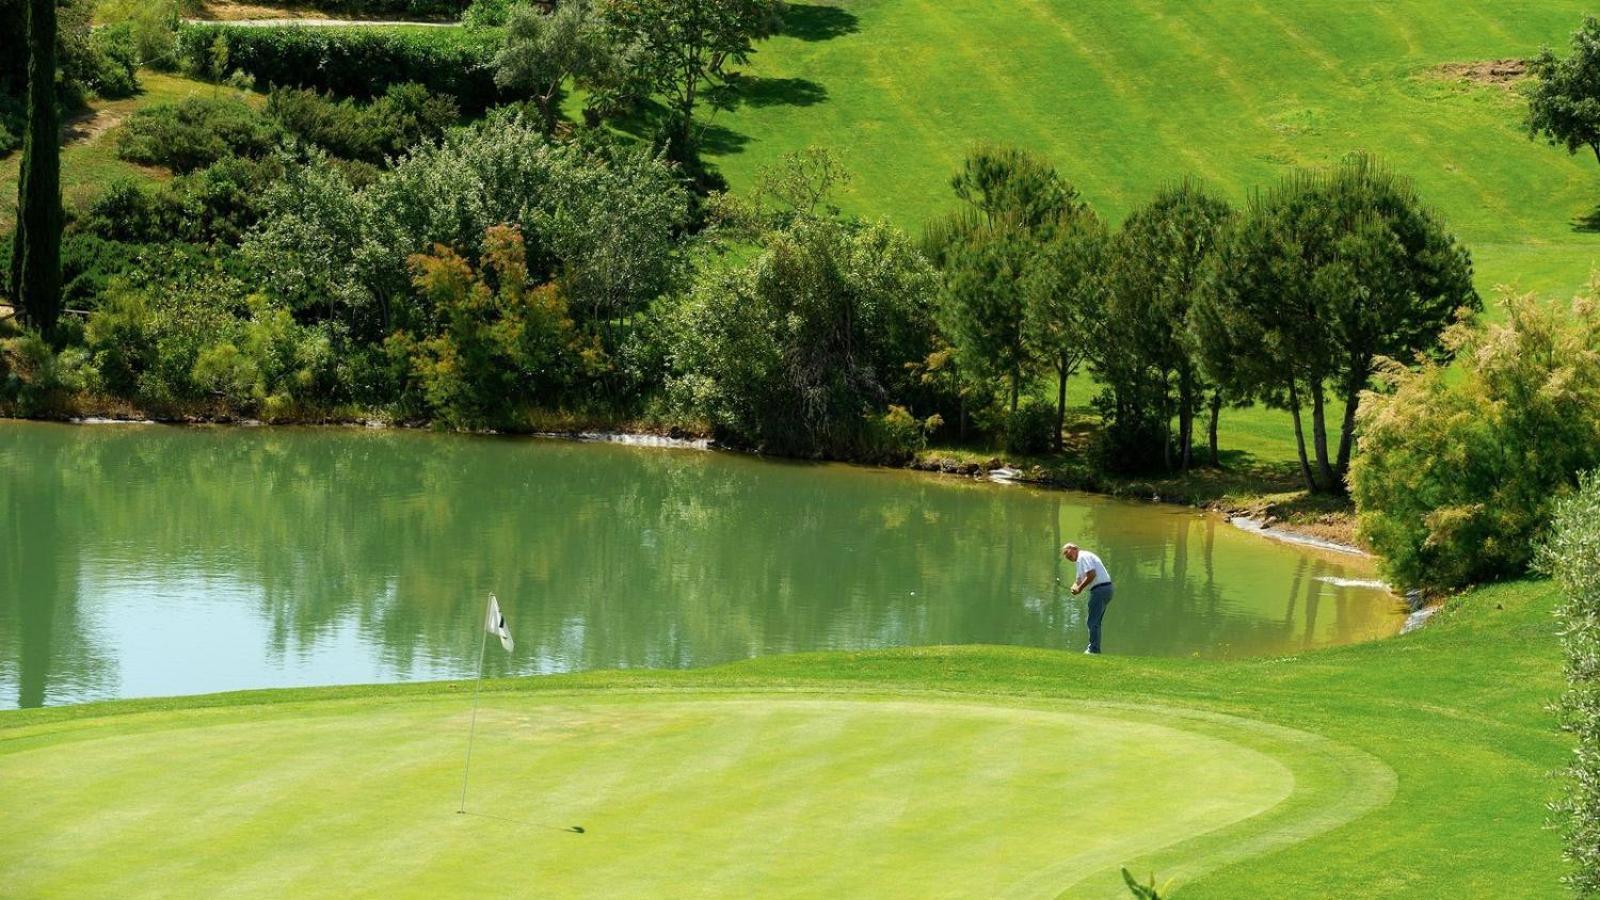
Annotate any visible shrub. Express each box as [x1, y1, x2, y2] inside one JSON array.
[[244, 113, 686, 344], [1540, 470, 1600, 896], [0, 333, 95, 416], [859, 405, 941, 464], [266, 82, 458, 164], [1352, 289, 1600, 590], [85, 24, 142, 98], [462, 0, 523, 28], [114, 96, 281, 173], [392, 225, 587, 427], [667, 217, 940, 457], [176, 24, 502, 113], [1004, 396, 1057, 455], [81, 256, 254, 407]]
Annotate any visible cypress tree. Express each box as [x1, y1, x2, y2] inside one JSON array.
[[10, 0, 63, 338]]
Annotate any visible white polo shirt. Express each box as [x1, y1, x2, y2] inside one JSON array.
[[1075, 550, 1111, 588]]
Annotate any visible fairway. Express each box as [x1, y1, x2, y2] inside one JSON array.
[[712, 0, 1600, 300], [0, 691, 1393, 897]]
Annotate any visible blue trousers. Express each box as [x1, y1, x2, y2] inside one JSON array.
[[1086, 583, 1114, 654]]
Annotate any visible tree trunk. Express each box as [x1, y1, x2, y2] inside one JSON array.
[[1335, 367, 1366, 483], [1287, 380, 1319, 492], [1178, 367, 1194, 472], [1309, 380, 1338, 493], [11, 0, 62, 338], [1009, 363, 1019, 416], [1207, 391, 1221, 467], [1160, 375, 1172, 472], [1054, 359, 1067, 452]]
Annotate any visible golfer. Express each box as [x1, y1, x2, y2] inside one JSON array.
[[1062, 543, 1113, 654]]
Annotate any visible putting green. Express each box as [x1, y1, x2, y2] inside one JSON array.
[[0, 691, 1392, 897]]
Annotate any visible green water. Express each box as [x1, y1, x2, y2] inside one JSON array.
[[0, 421, 1403, 709]]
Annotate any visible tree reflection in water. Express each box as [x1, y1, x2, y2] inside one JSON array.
[[0, 423, 1403, 708]]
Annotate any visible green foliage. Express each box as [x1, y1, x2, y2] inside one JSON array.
[[1004, 396, 1057, 455], [392, 225, 588, 427], [463, 0, 526, 29], [244, 113, 687, 346], [1353, 290, 1600, 590], [176, 24, 503, 113], [114, 96, 281, 174], [949, 143, 1081, 232], [599, 0, 785, 157], [83, 158, 281, 246], [79, 255, 254, 408], [92, 0, 181, 72], [929, 146, 1084, 421], [12, 0, 65, 336], [1024, 207, 1107, 450], [859, 404, 940, 464], [495, 0, 616, 132], [1527, 16, 1600, 165], [0, 331, 93, 415], [84, 23, 141, 99], [1539, 470, 1600, 896], [1102, 181, 1233, 472], [668, 216, 938, 456], [266, 82, 459, 165], [1199, 153, 1477, 492]]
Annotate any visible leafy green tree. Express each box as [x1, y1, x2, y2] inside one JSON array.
[[396, 225, 591, 427], [1104, 182, 1232, 471], [494, 0, 615, 133], [927, 146, 1082, 420], [948, 143, 1080, 232], [600, 0, 784, 160], [668, 216, 938, 456], [1201, 154, 1476, 493], [1538, 469, 1600, 896], [1353, 290, 1600, 589], [10, 0, 62, 337], [1527, 16, 1600, 166], [1023, 207, 1107, 450], [937, 219, 1035, 416]]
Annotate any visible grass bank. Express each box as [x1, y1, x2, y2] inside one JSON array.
[[0, 71, 263, 229], [0, 578, 1566, 896], [712, 0, 1600, 303]]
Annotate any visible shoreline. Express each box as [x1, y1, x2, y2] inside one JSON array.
[[9, 412, 1374, 560]]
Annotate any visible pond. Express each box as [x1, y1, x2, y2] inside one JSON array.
[[0, 422, 1404, 709]]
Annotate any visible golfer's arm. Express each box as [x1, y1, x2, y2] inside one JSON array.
[[1072, 572, 1092, 593]]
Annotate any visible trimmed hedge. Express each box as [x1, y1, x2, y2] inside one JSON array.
[[177, 24, 502, 112], [296, 0, 471, 18]]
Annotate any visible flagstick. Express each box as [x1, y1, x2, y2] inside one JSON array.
[[458, 624, 489, 815]]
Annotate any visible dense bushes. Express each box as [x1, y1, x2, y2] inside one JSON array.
[[668, 216, 941, 458], [1540, 471, 1600, 896], [389, 225, 592, 427], [265, 83, 458, 165], [244, 112, 687, 344], [85, 158, 282, 246], [177, 24, 502, 112], [115, 96, 281, 173], [1352, 290, 1600, 590]]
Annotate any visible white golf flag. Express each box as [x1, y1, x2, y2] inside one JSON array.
[[484, 594, 514, 653]]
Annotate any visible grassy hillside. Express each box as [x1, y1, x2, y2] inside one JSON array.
[[0, 71, 262, 229], [0, 579, 1567, 896], [710, 0, 1600, 301]]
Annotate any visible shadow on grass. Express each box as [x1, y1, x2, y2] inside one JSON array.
[[611, 73, 829, 159], [783, 3, 861, 42], [1574, 204, 1600, 233]]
